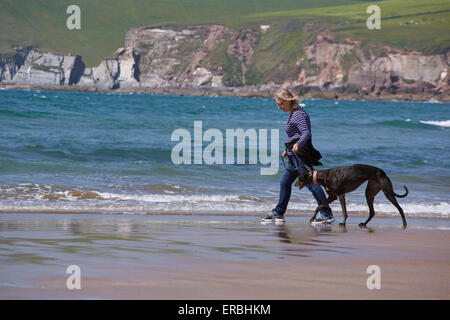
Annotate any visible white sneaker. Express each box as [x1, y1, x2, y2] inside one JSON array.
[[311, 216, 335, 224]]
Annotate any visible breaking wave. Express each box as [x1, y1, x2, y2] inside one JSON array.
[[419, 120, 450, 128], [1, 183, 449, 218]]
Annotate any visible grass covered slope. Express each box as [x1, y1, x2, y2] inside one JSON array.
[[0, 0, 363, 66], [1, 0, 449, 67], [246, 0, 450, 55]]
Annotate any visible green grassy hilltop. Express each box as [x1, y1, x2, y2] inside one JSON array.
[[1, 0, 449, 67]]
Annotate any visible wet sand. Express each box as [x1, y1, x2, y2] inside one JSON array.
[[0, 213, 449, 299]]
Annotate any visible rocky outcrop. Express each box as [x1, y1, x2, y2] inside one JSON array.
[[1, 26, 448, 100], [77, 47, 139, 89], [124, 25, 237, 89], [0, 47, 32, 82], [0, 46, 139, 90], [79, 58, 119, 89], [286, 31, 449, 97], [346, 50, 448, 95], [10, 50, 84, 86]]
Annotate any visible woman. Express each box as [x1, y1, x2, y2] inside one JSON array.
[[261, 89, 334, 223]]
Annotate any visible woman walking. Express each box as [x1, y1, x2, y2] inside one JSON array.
[[262, 89, 334, 223]]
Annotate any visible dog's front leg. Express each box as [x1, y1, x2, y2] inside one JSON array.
[[338, 194, 348, 226], [310, 194, 337, 222]]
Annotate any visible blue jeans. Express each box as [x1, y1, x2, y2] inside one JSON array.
[[273, 154, 333, 217]]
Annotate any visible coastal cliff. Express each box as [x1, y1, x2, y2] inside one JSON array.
[[1, 24, 448, 101]]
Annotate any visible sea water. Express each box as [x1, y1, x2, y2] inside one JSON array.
[[0, 89, 449, 218]]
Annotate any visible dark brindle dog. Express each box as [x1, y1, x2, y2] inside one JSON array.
[[295, 164, 408, 228]]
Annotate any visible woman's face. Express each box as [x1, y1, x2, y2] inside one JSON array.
[[275, 97, 292, 112]]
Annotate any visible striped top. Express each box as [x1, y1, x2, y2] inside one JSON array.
[[285, 106, 312, 155]]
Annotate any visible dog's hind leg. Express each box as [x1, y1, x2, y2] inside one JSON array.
[[380, 176, 408, 228], [360, 181, 381, 228], [383, 190, 408, 229], [338, 194, 348, 226]]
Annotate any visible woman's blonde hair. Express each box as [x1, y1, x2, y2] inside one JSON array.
[[274, 89, 301, 109]]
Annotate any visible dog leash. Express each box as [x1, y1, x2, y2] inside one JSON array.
[[281, 148, 313, 173]]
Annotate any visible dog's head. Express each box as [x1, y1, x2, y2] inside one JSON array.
[[295, 171, 313, 190]]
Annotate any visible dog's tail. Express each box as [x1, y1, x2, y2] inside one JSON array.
[[394, 185, 408, 198], [379, 170, 408, 198]]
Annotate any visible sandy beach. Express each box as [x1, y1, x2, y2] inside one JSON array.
[[0, 213, 449, 300], [2, 0, 449, 307]]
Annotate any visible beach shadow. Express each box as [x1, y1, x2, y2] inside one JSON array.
[[271, 223, 354, 257]]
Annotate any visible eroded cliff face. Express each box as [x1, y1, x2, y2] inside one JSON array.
[[124, 25, 231, 88], [0, 46, 139, 90], [0, 47, 31, 82], [1, 25, 448, 100], [11, 50, 85, 86], [124, 24, 259, 89], [287, 31, 449, 96], [67, 47, 139, 90]]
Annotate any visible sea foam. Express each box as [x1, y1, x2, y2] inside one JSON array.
[[419, 120, 450, 128]]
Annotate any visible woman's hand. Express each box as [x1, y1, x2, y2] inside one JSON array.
[[282, 150, 287, 158], [292, 143, 299, 153]]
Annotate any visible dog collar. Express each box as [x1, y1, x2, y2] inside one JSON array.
[[313, 171, 318, 184]]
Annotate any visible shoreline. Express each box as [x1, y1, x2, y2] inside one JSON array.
[[0, 213, 449, 299], [1, 210, 449, 222], [1, 83, 449, 102]]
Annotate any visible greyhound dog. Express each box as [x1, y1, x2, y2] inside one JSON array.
[[295, 164, 408, 228]]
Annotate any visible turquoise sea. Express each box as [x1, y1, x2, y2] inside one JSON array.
[[0, 89, 449, 218]]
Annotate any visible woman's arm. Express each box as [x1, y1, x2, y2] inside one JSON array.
[[292, 114, 312, 153]]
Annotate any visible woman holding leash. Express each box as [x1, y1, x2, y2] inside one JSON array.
[[261, 89, 334, 223]]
